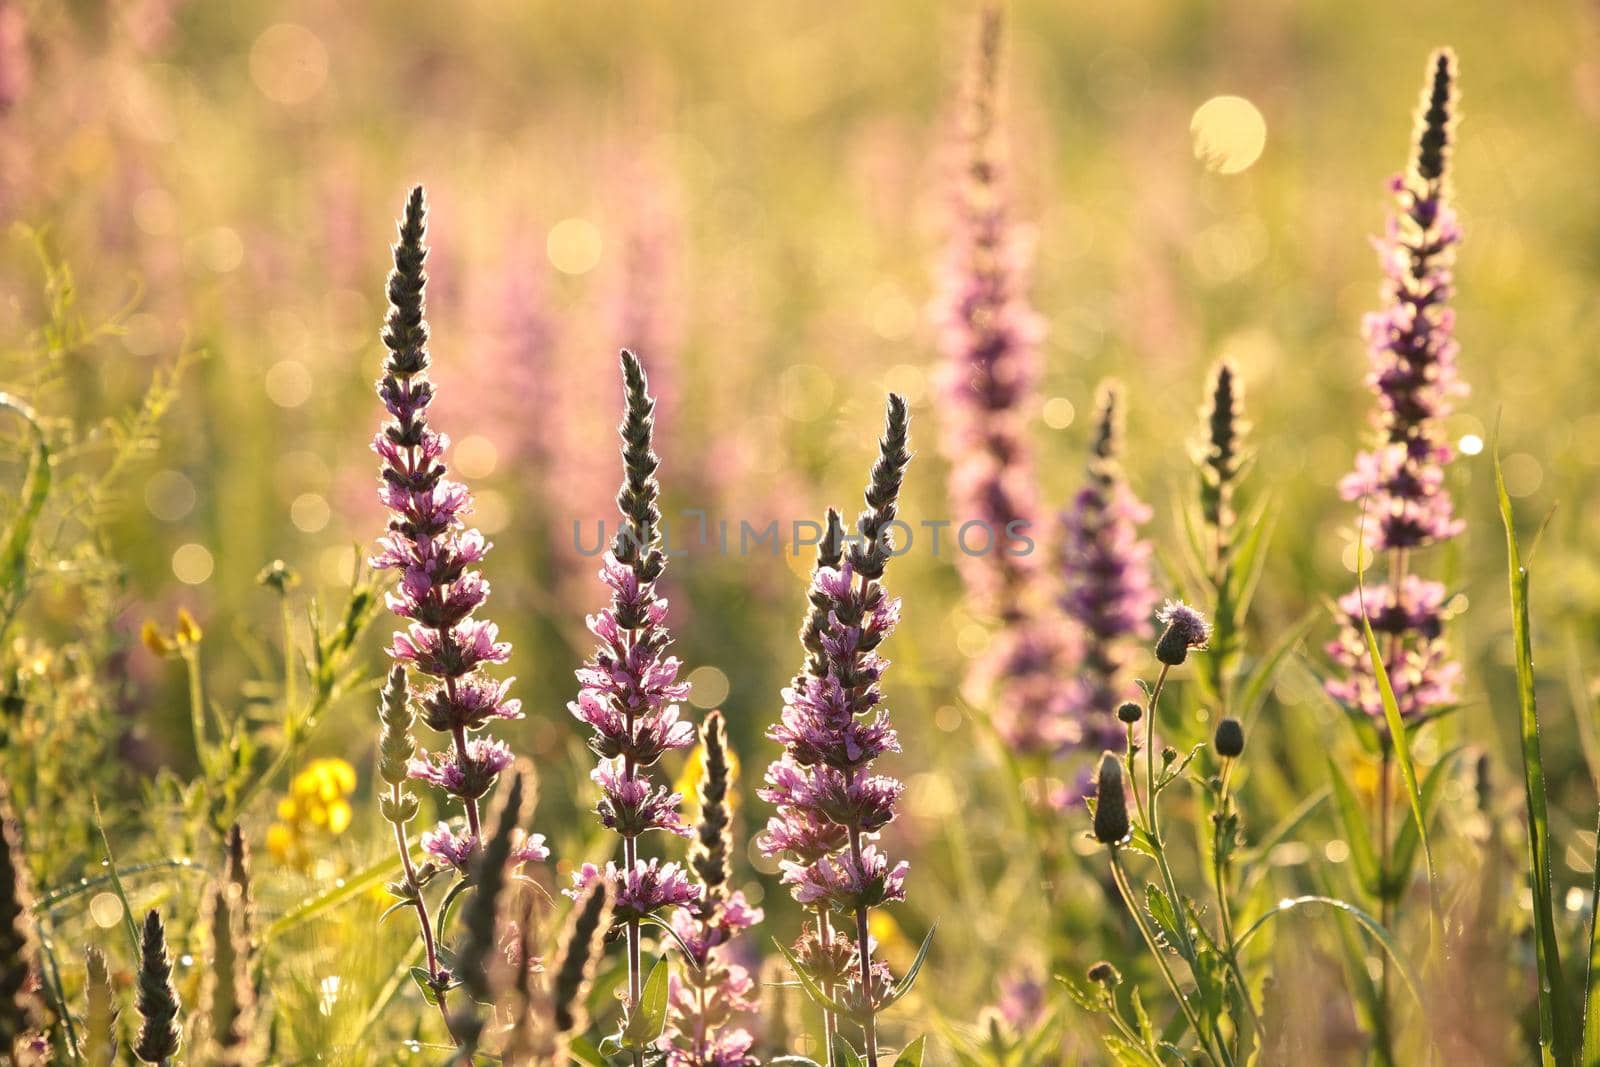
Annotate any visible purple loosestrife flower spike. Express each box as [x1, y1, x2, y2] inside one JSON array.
[[935, 3, 1072, 760], [570, 350, 696, 1059], [1326, 50, 1466, 722], [934, 1, 1045, 620], [1059, 382, 1158, 752], [762, 395, 913, 1067], [0, 775, 45, 1059], [371, 186, 521, 846], [133, 909, 182, 1065]]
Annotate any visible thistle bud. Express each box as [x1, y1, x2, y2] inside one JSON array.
[[1116, 701, 1142, 724], [1092, 752, 1129, 846], [1214, 717, 1245, 759], [1155, 599, 1211, 666], [1086, 960, 1121, 986]]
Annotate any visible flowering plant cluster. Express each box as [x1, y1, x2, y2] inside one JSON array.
[[10, 15, 1589, 1067]]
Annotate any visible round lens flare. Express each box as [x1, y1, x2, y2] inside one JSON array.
[[1191, 96, 1267, 175]]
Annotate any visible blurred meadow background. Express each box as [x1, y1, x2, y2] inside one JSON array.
[[4, 0, 1600, 1063]]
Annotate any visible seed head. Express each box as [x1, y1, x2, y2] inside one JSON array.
[[551, 879, 611, 1035], [133, 909, 183, 1064], [1116, 701, 1142, 724]]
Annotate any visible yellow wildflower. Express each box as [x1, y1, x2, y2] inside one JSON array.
[[267, 758, 358, 870]]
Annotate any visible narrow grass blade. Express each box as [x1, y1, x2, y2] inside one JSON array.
[[1234, 895, 1423, 1010], [1582, 802, 1600, 1065], [0, 394, 51, 604], [90, 797, 142, 959], [265, 844, 420, 942], [1498, 447, 1578, 1065]]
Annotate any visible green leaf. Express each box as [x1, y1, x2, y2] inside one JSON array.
[[831, 1035, 866, 1067], [879, 924, 937, 1010], [640, 956, 671, 1039], [893, 1035, 926, 1066], [1101, 1032, 1162, 1066], [1326, 755, 1380, 894], [1143, 884, 1184, 959], [1130, 985, 1154, 1045], [622, 957, 672, 1047], [1235, 895, 1423, 1011], [1496, 446, 1578, 1066], [408, 967, 439, 1006], [1056, 973, 1106, 1013], [567, 1035, 609, 1066]]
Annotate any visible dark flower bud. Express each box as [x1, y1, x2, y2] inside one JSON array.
[[1155, 599, 1211, 666], [1162, 746, 1178, 766], [1087, 960, 1121, 986], [1116, 701, 1142, 724], [1092, 752, 1129, 846], [1214, 717, 1245, 759]]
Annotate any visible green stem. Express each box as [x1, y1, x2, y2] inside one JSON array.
[[1211, 761, 1259, 1033], [281, 599, 298, 715], [181, 647, 208, 772], [1109, 855, 1230, 1067]]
